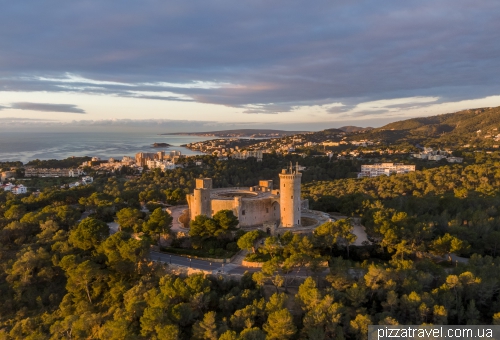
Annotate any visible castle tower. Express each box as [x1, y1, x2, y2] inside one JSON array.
[[279, 162, 302, 227], [189, 178, 212, 220]]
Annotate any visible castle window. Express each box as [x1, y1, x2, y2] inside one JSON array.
[[212, 210, 214, 214], [298, 219, 300, 224], [274, 206, 276, 210], [291, 196, 293, 199], [283, 208, 285, 211], [266, 208, 269, 213], [283, 184, 285, 187], [242, 210, 245, 215]]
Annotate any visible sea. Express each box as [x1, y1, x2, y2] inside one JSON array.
[[0, 132, 210, 163]]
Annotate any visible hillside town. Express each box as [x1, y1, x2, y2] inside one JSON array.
[[0, 126, 483, 198]]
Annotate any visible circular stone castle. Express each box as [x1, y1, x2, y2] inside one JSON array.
[[186, 163, 311, 229]]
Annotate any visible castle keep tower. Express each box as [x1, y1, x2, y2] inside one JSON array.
[[190, 178, 212, 220], [279, 163, 302, 227]]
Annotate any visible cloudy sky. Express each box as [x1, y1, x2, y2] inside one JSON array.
[[1, 0, 500, 132]]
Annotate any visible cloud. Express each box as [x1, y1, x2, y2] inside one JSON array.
[[323, 96, 440, 117], [10, 102, 86, 114], [35, 74, 134, 87], [124, 90, 193, 101], [241, 104, 293, 114], [0, 105, 8, 111], [0, 117, 55, 122], [0, 1, 499, 115]]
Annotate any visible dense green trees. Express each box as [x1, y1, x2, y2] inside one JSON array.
[[115, 207, 143, 232], [315, 219, 356, 257], [5, 149, 500, 337], [186, 210, 240, 255], [304, 161, 500, 257], [68, 217, 109, 251], [237, 230, 260, 253], [142, 207, 173, 246]]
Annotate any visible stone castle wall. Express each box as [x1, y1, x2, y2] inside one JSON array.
[[237, 198, 279, 227]]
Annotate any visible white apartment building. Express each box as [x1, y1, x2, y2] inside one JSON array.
[[428, 154, 447, 161], [82, 176, 94, 184], [411, 153, 429, 159], [146, 160, 176, 171], [447, 157, 464, 163], [2, 183, 27, 194], [12, 185, 27, 195], [358, 163, 416, 178], [1, 183, 13, 191], [25, 168, 82, 178]]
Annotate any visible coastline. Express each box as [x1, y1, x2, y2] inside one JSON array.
[[0, 132, 207, 163]]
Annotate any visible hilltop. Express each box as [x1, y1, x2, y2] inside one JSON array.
[[345, 106, 500, 147], [338, 125, 373, 133]]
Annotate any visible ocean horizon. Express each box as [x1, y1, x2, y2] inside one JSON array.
[[0, 132, 209, 163]]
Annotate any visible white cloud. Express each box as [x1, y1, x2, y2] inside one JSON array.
[[140, 81, 237, 89], [28, 73, 236, 91], [125, 90, 193, 100], [35, 73, 134, 87]]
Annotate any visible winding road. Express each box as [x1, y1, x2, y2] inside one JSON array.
[[106, 207, 469, 277]]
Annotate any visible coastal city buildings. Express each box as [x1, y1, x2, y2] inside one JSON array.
[[77, 150, 186, 174], [135, 150, 182, 167]]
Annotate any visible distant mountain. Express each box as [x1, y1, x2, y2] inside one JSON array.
[[339, 126, 373, 133], [165, 129, 308, 137]]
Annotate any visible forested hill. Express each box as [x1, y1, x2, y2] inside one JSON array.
[[382, 106, 500, 133], [338, 126, 373, 133], [350, 106, 500, 146], [253, 106, 500, 149]]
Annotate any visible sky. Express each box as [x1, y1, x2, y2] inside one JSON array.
[[1, 0, 500, 132]]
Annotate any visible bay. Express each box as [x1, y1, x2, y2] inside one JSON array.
[[0, 132, 208, 163]]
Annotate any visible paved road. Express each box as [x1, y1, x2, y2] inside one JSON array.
[[167, 205, 189, 234], [446, 253, 469, 264], [77, 211, 91, 222], [150, 250, 226, 272], [150, 250, 328, 278], [108, 222, 119, 234], [151, 250, 263, 276], [352, 224, 371, 246]]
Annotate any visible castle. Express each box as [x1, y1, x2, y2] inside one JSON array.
[[186, 164, 308, 228]]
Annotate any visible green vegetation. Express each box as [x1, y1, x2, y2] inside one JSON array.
[[26, 156, 92, 169], [6, 116, 500, 336], [0, 161, 23, 171], [304, 161, 500, 257]]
